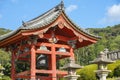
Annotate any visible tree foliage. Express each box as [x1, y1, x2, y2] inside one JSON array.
[[75, 24, 120, 66], [113, 65, 120, 77]]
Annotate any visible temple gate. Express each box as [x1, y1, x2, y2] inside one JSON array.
[[0, 1, 99, 80]]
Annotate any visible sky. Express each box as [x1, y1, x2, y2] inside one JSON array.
[[0, 0, 120, 30]]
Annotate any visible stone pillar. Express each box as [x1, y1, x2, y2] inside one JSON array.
[[65, 75, 80, 80], [96, 70, 110, 80], [100, 74, 107, 80]]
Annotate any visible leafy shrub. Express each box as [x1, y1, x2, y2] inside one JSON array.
[[0, 76, 11, 80], [107, 60, 120, 77], [76, 60, 120, 80], [113, 65, 120, 77], [77, 64, 97, 80], [107, 77, 116, 80]]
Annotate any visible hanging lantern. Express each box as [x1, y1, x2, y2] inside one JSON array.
[[38, 45, 49, 51], [48, 30, 58, 44], [49, 37, 57, 43], [27, 40, 32, 45], [57, 47, 67, 52], [36, 54, 48, 68]]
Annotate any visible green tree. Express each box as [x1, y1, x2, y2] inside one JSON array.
[[0, 49, 10, 65]]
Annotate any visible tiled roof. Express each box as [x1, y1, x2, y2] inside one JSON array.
[[0, 1, 100, 41], [0, 2, 64, 41]]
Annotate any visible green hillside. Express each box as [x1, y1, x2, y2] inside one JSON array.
[[0, 28, 11, 36], [75, 24, 120, 65]]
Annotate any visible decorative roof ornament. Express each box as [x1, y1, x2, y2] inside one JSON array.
[[60, 0, 65, 10], [22, 21, 27, 27], [55, 0, 65, 11]]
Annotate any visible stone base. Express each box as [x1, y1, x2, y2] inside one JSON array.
[[95, 70, 111, 80], [64, 75, 80, 80]]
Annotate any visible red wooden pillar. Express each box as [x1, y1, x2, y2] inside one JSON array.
[[70, 47, 75, 60], [48, 55, 52, 80], [51, 45, 57, 80], [11, 51, 16, 80], [30, 45, 36, 80]]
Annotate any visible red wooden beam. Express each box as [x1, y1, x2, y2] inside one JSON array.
[[36, 42, 70, 49], [16, 52, 30, 59], [36, 70, 52, 74], [42, 34, 70, 42], [15, 75, 30, 79], [56, 52, 71, 56], [36, 50, 51, 54], [16, 70, 30, 76]]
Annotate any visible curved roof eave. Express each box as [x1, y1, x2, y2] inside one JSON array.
[[61, 11, 101, 40]]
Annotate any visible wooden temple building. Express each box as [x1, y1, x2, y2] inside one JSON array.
[[0, 1, 100, 80]]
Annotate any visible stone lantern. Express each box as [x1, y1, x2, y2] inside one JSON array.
[[62, 58, 83, 80], [91, 51, 114, 80]]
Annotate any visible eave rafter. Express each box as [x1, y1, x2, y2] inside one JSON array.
[[21, 12, 98, 45], [60, 12, 99, 43]]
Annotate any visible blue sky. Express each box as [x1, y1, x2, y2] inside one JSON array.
[[0, 0, 120, 30]]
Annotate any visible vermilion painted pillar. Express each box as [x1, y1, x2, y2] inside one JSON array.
[[70, 47, 75, 60], [30, 45, 36, 80], [11, 51, 16, 80], [51, 45, 57, 80], [48, 55, 52, 80]]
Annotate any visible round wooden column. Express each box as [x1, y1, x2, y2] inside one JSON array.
[[70, 47, 75, 60], [51, 44, 57, 80], [11, 51, 16, 80], [30, 45, 36, 80]]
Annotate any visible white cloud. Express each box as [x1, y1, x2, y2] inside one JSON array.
[[100, 4, 120, 23], [66, 5, 78, 12]]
